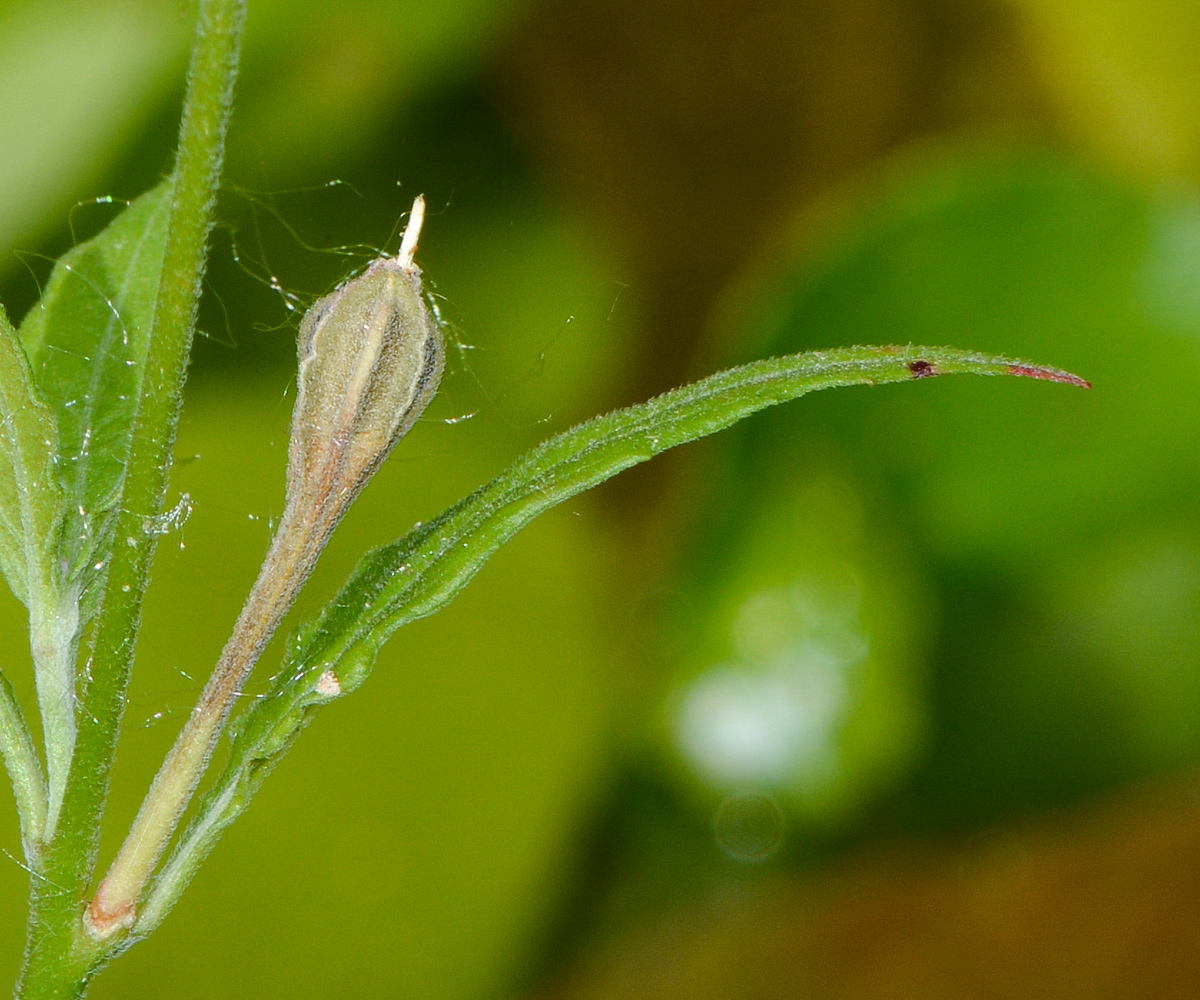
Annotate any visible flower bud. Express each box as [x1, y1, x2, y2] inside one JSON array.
[[86, 198, 444, 940], [288, 195, 444, 530]]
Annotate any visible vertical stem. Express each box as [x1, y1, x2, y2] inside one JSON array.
[[15, 0, 247, 995]]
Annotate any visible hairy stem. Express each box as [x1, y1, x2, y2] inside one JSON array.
[[15, 1, 247, 995], [88, 494, 332, 936]]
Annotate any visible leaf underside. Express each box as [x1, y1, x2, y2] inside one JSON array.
[[137, 343, 1087, 932]]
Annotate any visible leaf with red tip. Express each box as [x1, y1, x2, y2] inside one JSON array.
[[137, 341, 1086, 935]]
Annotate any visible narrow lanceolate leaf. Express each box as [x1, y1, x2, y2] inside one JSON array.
[[137, 344, 1088, 933], [19, 180, 173, 616]]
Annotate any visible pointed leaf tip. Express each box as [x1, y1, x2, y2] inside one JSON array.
[[1006, 363, 1090, 388]]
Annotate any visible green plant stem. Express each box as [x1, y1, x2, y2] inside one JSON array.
[[91, 496, 330, 936], [15, 0, 247, 995]]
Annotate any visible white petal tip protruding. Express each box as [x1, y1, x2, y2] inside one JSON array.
[[397, 195, 425, 271]]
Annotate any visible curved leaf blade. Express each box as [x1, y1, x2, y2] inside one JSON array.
[[137, 343, 1086, 932], [19, 180, 173, 610]]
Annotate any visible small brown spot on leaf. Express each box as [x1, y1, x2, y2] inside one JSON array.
[[908, 360, 936, 378]]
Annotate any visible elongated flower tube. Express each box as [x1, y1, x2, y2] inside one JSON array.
[[88, 197, 444, 939]]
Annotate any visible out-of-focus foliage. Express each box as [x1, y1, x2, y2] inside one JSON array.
[[1012, 0, 1200, 179], [718, 149, 1200, 824], [229, 0, 537, 182], [2, 0, 1200, 997], [0, 0, 183, 256], [544, 777, 1200, 1000], [663, 453, 931, 827], [0, 0, 535, 258]]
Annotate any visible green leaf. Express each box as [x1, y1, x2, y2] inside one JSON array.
[[0, 303, 73, 845], [0, 666, 46, 858], [136, 343, 1086, 933], [0, 303, 62, 608], [19, 179, 173, 612], [0, 305, 55, 852]]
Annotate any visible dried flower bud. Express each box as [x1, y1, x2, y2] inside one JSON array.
[[289, 194, 444, 533]]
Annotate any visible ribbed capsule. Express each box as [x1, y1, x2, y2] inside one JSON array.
[[289, 195, 444, 521]]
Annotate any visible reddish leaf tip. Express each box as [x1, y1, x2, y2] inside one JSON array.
[[1006, 364, 1090, 388]]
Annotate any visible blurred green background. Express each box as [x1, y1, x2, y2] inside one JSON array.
[[3, 0, 1200, 996]]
